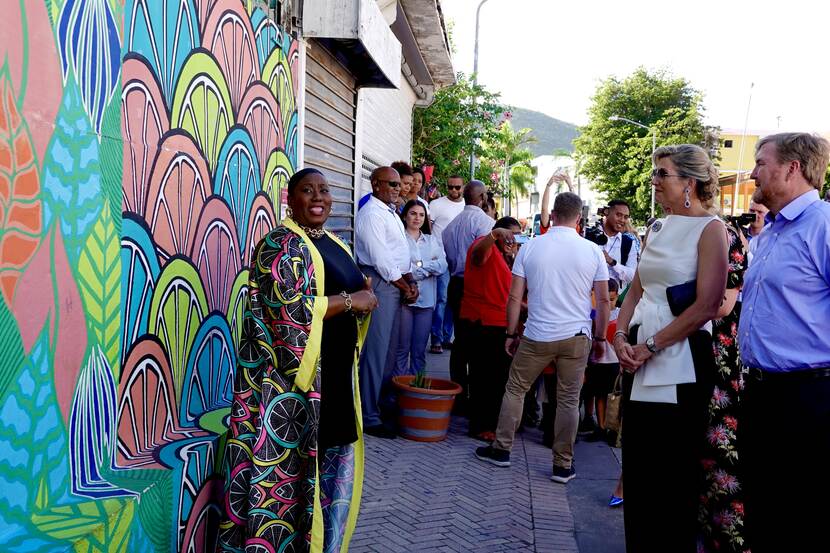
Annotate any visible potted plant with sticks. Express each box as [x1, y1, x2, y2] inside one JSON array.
[[392, 368, 462, 442]]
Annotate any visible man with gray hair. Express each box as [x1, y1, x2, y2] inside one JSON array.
[[475, 192, 610, 484], [740, 132, 830, 551]]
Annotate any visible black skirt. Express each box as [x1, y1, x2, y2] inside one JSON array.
[[622, 327, 715, 553]]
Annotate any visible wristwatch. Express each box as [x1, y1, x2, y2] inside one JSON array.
[[415, 260, 423, 268], [646, 336, 659, 353]]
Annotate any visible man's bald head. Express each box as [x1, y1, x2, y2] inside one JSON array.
[[370, 166, 400, 204], [463, 180, 487, 208]]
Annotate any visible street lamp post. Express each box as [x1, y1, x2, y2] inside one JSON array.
[[469, 0, 490, 180], [609, 115, 657, 218]]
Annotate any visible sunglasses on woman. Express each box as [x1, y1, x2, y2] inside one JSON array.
[[650, 168, 685, 180]]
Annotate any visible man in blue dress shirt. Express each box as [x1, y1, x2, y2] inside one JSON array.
[[739, 132, 830, 552]]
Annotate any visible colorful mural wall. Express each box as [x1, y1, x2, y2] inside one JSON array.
[[0, 0, 298, 551]]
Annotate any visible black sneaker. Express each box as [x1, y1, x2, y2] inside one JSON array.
[[364, 425, 396, 439], [577, 416, 597, 436], [474, 446, 511, 467], [550, 464, 576, 483], [583, 428, 605, 442]]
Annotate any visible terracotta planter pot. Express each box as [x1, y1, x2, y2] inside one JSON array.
[[392, 375, 462, 442]]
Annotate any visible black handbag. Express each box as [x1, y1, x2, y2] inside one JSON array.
[[666, 279, 697, 316]]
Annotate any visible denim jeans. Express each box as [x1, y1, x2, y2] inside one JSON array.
[[430, 269, 453, 345], [395, 305, 434, 376]]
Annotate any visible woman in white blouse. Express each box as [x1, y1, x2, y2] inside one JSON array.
[[612, 144, 728, 552], [395, 200, 447, 377]]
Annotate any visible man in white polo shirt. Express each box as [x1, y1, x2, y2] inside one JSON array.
[[475, 192, 611, 483]]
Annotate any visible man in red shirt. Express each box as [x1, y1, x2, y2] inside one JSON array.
[[461, 216, 522, 441]]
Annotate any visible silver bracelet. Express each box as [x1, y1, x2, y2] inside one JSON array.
[[340, 291, 353, 313], [613, 330, 628, 341]]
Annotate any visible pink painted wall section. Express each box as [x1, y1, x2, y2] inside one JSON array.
[[0, 1, 299, 551]]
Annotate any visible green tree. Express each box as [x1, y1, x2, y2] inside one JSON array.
[[477, 120, 537, 216], [412, 73, 505, 188], [574, 67, 719, 221]]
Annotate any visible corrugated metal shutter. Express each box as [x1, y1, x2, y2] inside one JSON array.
[[303, 40, 358, 243]]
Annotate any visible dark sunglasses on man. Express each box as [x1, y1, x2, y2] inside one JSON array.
[[375, 179, 401, 188], [447, 184, 462, 190]]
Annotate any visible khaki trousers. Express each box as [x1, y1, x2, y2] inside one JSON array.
[[493, 334, 591, 469]]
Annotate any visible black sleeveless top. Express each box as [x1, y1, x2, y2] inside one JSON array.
[[314, 234, 365, 451]]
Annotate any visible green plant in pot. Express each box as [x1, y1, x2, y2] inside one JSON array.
[[392, 370, 462, 442]]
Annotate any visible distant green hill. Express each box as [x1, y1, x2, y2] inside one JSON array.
[[508, 107, 579, 156]]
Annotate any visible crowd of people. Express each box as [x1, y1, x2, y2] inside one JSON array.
[[217, 133, 830, 553]]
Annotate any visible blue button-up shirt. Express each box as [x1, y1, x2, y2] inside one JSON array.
[[739, 190, 830, 371], [442, 205, 494, 277]]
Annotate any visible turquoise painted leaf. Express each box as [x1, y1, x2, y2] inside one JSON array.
[[179, 313, 235, 428], [41, 79, 102, 265], [57, 0, 122, 134], [214, 126, 260, 251], [125, 0, 200, 107], [157, 437, 219, 552], [251, 7, 279, 73], [68, 345, 133, 499], [0, 327, 71, 551], [120, 215, 160, 367]]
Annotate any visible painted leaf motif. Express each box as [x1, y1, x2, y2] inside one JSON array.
[[261, 148, 293, 219], [57, 0, 122, 134], [251, 7, 280, 73], [124, 0, 199, 108], [179, 313, 235, 427], [69, 345, 132, 499], [135, 470, 174, 553], [170, 51, 233, 172], [158, 438, 219, 552], [120, 215, 160, 367], [226, 270, 248, 351], [213, 126, 259, 252], [115, 338, 202, 470], [262, 44, 297, 141], [121, 55, 169, 216], [0, 328, 70, 552], [143, 132, 211, 263], [0, 66, 43, 306], [189, 197, 241, 312], [237, 82, 282, 180], [203, 0, 260, 111], [31, 498, 134, 553], [41, 78, 102, 265], [0, 289, 25, 400], [77, 204, 121, 374], [244, 193, 275, 266], [180, 478, 223, 553], [147, 258, 209, 399]]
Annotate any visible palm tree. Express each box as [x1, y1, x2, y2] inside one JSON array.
[[479, 121, 538, 216]]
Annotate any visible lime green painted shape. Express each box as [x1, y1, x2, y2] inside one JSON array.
[[198, 407, 231, 435], [77, 203, 121, 376], [31, 498, 134, 553], [170, 52, 233, 172], [227, 270, 249, 352], [262, 149, 293, 214], [148, 259, 208, 400], [136, 470, 174, 553], [262, 47, 296, 133]]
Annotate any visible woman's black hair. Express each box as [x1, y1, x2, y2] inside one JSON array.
[[401, 200, 431, 234], [286, 168, 324, 194], [494, 216, 520, 230]]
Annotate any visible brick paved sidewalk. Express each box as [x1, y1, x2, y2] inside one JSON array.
[[351, 352, 580, 553]]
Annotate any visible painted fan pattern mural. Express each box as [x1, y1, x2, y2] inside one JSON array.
[[0, 0, 298, 550]]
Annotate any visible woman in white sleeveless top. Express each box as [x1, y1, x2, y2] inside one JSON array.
[[612, 145, 728, 552]]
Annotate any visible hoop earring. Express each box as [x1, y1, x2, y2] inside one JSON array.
[[285, 207, 293, 219], [684, 188, 691, 209]]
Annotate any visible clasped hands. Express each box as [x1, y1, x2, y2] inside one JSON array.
[[613, 335, 653, 373]]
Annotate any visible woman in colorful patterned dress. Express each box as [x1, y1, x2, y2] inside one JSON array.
[[698, 223, 749, 553], [218, 168, 378, 553]]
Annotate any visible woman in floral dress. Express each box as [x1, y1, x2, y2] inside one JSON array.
[[698, 223, 749, 553]]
